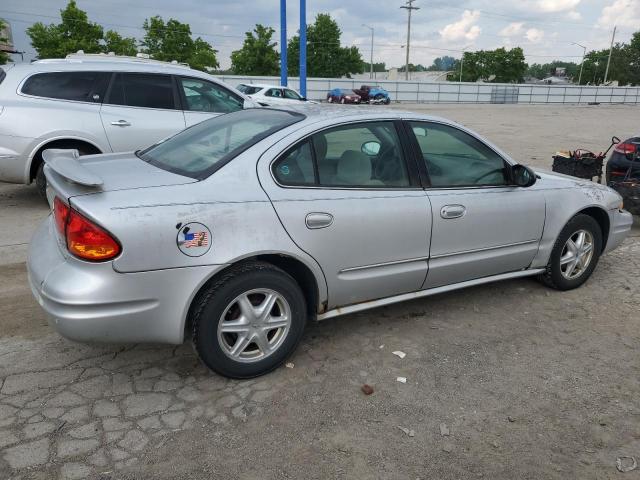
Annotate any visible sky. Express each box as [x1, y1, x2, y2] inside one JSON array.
[[2, 0, 639, 70]]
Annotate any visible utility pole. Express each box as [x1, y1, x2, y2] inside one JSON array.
[[362, 24, 374, 79], [299, 0, 307, 97], [571, 42, 586, 85], [280, 0, 287, 86], [400, 0, 419, 81], [603, 25, 616, 84]]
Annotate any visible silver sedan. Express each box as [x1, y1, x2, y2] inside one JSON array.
[[28, 106, 633, 378]]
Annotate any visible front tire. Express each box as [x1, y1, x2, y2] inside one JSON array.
[[192, 261, 307, 379], [539, 214, 602, 290]]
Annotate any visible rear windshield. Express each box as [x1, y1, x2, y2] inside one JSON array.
[[138, 109, 304, 179], [237, 84, 262, 95]]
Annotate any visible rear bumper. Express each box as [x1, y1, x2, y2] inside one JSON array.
[[603, 208, 633, 254], [27, 217, 225, 344]]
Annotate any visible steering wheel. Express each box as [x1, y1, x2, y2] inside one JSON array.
[[472, 168, 504, 184]]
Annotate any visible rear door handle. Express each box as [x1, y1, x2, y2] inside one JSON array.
[[111, 120, 131, 127], [305, 212, 333, 229], [440, 204, 466, 219]]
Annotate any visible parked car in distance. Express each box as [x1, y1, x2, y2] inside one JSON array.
[[0, 52, 253, 196], [28, 106, 632, 379], [237, 83, 317, 106], [353, 85, 391, 104], [606, 135, 640, 183], [326, 88, 361, 104]]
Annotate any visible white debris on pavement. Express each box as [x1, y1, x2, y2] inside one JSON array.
[[397, 426, 415, 437], [392, 351, 406, 359], [439, 423, 450, 436], [396, 377, 407, 383]]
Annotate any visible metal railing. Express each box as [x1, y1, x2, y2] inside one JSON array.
[[220, 74, 640, 105]]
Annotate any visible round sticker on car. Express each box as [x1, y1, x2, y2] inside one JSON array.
[[176, 222, 212, 257]]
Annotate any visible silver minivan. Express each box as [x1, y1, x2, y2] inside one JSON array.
[[0, 53, 253, 195]]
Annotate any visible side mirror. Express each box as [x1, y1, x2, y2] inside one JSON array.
[[361, 141, 381, 156], [512, 164, 537, 187]]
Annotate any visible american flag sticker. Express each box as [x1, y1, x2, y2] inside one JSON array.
[[177, 222, 212, 257], [183, 231, 209, 248]]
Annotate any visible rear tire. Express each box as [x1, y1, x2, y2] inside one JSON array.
[[539, 214, 602, 290], [192, 261, 307, 379]]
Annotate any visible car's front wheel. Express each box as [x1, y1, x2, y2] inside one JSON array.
[[192, 261, 307, 378], [539, 214, 602, 290]]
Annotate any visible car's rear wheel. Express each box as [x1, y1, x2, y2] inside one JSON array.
[[539, 214, 602, 290], [192, 261, 307, 378]]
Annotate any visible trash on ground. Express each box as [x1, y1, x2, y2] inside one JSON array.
[[379, 344, 384, 349], [442, 443, 454, 453], [616, 456, 638, 473], [285, 362, 294, 369], [396, 376, 407, 383], [439, 423, 450, 436], [392, 350, 406, 359], [397, 426, 415, 437], [361, 384, 374, 395], [507, 416, 516, 423]]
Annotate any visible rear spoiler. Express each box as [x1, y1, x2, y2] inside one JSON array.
[[42, 149, 103, 187]]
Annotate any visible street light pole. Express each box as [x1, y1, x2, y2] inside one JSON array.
[[571, 42, 586, 85], [400, 0, 419, 81], [362, 24, 374, 79], [603, 25, 616, 84]]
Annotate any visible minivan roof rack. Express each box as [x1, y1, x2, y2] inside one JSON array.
[[34, 51, 191, 69]]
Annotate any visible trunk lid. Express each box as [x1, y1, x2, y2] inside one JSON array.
[[44, 149, 197, 201]]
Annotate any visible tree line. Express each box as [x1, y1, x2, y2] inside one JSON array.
[[1, 0, 639, 86]]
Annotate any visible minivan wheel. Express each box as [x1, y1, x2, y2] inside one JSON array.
[[539, 214, 602, 290], [192, 261, 307, 379], [35, 163, 47, 199]]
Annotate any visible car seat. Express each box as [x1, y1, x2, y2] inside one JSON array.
[[334, 150, 384, 186]]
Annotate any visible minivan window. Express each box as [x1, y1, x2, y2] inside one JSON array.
[[107, 73, 176, 109], [139, 109, 304, 179], [21, 71, 110, 102]]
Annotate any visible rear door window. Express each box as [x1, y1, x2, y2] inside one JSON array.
[[106, 73, 177, 110], [21, 71, 110, 102]]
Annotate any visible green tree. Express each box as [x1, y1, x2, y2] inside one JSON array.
[[454, 47, 526, 83], [103, 30, 137, 56], [427, 56, 457, 71], [287, 13, 363, 77], [230, 24, 279, 75], [526, 61, 579, 80], [580, 46, 627, 85], [0, 19, 10, 65], [362, 61, 387, 73], [27, 0, 103, 59], [141, 16, 218, 71]]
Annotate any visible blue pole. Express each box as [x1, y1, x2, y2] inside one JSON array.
[[299, 0, 306, 97], [280, 0, 287, 87]]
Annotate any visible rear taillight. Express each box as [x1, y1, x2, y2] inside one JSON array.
[[53, 197, 69, 236], [53, 196, 120, 261], [614, 142, 637, 155]]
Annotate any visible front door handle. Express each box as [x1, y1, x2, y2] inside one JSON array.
[[440, 204, 466, 219], [111, 120, 131, 127], [305, 212, 333, 229]]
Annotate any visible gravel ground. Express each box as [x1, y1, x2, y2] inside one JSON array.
[[0, 104, 639, 480]]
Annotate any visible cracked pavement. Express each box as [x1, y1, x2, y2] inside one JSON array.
[[1, 104, 639, 479]]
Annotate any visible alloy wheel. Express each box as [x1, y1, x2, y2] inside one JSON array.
[[559, 229, 594, 280], [217, 289, 291, 363]]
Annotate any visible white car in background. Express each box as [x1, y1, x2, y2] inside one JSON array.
[[0, 53, 254, 196], [237, 83, 318, 106]]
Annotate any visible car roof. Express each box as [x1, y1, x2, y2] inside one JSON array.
[[6, 56, 222, 81], [263, 104, 451, 124], [241, 83, 294, 90]]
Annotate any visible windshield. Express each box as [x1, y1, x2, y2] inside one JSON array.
[[139, 109, 304, 179]]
